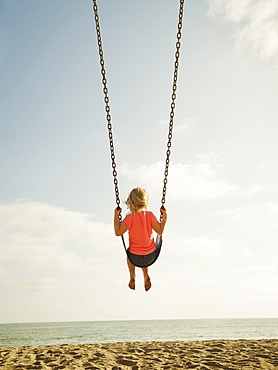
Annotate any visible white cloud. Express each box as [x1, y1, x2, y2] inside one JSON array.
[[0, 201, 117, 291], [217, 202, 278, 264], [241, 247, 254, 257], [161, 116, 201, 133], [219, 201, 278, 227], [240, 265, 278, 289], [266, 202, 278, 213], [0, 277, 59, 292], [183, 236, 224, 256], [155, 117, 201, 137], [208, 0, 278, 60], [245, 264, 275, 275], [1, 200, 277, 321], [168, 161, 237, 200], [120, 154, 259, 201]]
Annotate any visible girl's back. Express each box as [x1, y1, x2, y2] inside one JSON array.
[[123, 211, 157, 255]]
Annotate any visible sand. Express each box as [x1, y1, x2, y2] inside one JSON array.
[[0, 339, 278, 369]]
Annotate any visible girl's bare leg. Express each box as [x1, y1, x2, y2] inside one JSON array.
[[127, 258, 136, 290], [142, 267, 151, 291]]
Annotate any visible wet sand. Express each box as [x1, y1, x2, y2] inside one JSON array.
[[0, 339, 278, 369]]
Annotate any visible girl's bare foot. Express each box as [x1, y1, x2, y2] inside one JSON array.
[[128, 278, 135, 290], [144, 276, 151, 292]]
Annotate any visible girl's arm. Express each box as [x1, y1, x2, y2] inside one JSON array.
[[153, 208, 167, 235], [114, 208, 128, 236]]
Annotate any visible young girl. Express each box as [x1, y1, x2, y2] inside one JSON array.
[[114, 187, 167, 291]]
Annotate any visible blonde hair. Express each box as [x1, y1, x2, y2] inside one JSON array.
[[125, 187, 149, 213]]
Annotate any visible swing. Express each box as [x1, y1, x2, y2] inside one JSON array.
[[92, 0, 184, 268]]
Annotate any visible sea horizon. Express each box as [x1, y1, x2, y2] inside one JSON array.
[[1, 318, 277, 348], [1, 316, 277, 325]]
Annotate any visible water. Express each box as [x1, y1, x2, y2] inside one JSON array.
[[0, 318, 277, 348]]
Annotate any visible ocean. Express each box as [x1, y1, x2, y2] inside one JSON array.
[[0, 318, 277, 348]]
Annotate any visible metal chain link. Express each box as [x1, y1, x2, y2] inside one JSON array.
[[161, 0, 184, 209], [92, 0, 122, 218], [92, 0, 184, 216]]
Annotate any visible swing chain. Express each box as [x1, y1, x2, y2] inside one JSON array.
[[161, 0, 184, 208], [92, 0, 122, 217], [93, 0, 184, 217]]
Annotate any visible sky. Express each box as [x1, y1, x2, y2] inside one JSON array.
[[0, 0, 278, 324]]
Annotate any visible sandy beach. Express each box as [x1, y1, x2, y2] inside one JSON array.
[[0, 339, 277, 369]]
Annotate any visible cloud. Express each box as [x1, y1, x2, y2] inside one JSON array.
[[241, 247, 254, 257], [157, 116, 201, 133], [207, 0, 278, 60], [217, 202, 278, 257], [167, 161, 237, 200], [219, 201, 278, 226], [0, 200, 116, 291], [120, 154, 258, 201], [184, 236, 224, 255], [0, 277, 59, 292], [238, 265, 278, 292]]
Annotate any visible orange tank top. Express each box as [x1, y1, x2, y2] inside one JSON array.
[[123, 211, 157, 255]]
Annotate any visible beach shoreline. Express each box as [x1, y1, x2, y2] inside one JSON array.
[[1, 339, 278, 369]]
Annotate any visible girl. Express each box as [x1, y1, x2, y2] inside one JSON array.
[[114, 187, 167, 291]]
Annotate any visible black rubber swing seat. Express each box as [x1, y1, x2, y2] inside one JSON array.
[[124, 235, 163, 268]]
